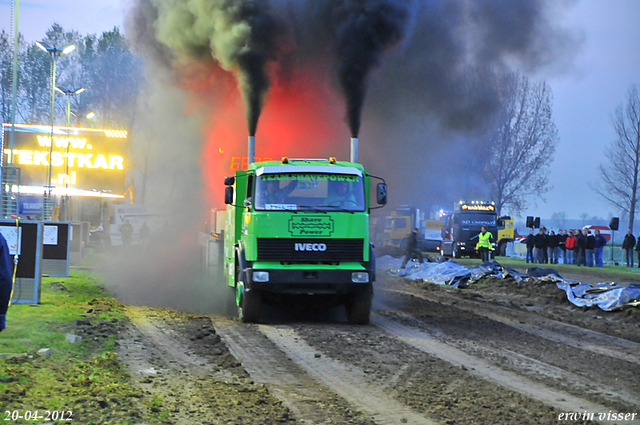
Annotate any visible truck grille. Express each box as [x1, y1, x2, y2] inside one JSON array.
[[257, 238, 364, 262]]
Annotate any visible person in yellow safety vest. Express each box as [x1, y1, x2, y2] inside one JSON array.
[[476, 225, 493, 263]]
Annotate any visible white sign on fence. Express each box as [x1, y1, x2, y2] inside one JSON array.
[[0, 226, 22, 255]]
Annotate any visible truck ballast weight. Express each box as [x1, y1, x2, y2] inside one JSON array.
[[223, 157, 387, 324]]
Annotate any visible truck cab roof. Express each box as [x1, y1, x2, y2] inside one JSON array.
[[247, 158, 366, 174]]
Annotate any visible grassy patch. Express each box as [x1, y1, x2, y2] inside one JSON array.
[[0, 271, 154, 424]]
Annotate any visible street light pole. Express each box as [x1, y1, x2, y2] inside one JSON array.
[[36, 41, 75, 220], [55, 86, 85, 221]]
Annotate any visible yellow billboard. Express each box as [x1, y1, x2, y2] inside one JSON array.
[[2, 124, 127, 195]]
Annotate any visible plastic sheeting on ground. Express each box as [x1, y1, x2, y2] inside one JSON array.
[[380, 256, 640, 311]]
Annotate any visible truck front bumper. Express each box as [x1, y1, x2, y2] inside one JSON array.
[[245, 268, 373, 295]]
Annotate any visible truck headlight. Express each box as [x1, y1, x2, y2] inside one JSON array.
[[352, 272, 369, 283], [253, 271, 269, 282]]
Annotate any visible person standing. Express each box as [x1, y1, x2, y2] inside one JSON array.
[[0, 233, 13, 332], [541, 227, 549, 263], [547, 230, 559, 264], [622, 229, 636, 267], [119, 219, 134, 247], [401, 228, 424, 268], [636, 231, 640, 268], [565, 230, 576, 265], [524, 229, 535, 263], [594, 229, 607, 267], [475, 226, 494, 263], [585, 229, 596, 267], [576, 229, 586, 266], [139, 222, 151, 249], [558, 230, 567, 264], [534, 228, 547, 264]]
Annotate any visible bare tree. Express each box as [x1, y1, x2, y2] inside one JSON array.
[[483, 72, 559, 215], [596, 84, 640, 233], [551, 211, 566, 229], [580, 212, 589, 226]]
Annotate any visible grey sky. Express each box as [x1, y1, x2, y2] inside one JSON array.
[[1, 0, 639, 220]]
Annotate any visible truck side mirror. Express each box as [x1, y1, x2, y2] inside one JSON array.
[[224, 186, 234, 205], [224, 176, 235, 186], [376, 183, 387, 205]]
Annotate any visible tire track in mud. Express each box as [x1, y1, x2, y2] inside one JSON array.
[[371, 314, 620, 423], [382, 287, 640, 365], [119, 308, 295, 424], [376, 286, 640, 413], [214, 321, 373, 424], [215, 321, 434, 425], [260, 324, 438, 425], [374, 303, 640, 410], [119, 307, 226, 424]]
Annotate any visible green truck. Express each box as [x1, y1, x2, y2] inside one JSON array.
[[223, 157, 387, 324]]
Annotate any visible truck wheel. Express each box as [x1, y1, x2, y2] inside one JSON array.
[[498, 241, 506, 256], [346, 291, 372, 325], [235, 259, 261, 323], [239, 287, 261, 323]]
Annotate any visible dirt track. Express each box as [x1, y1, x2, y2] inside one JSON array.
[[115, 263, 640, 425]]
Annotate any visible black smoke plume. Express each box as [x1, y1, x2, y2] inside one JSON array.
[[332, 0, 415, 137], [128, 0, 280, 136]]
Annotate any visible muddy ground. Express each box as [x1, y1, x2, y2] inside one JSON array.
[[93, 258, 640, 425]]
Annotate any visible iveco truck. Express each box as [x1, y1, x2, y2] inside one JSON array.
[[223, 157, 387, 324]]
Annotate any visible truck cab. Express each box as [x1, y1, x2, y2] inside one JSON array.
[[441, 201, 498, 258], [223, 158, 386, 324]]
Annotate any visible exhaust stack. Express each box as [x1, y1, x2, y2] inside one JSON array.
[[350, 137, 358, 163], [248, 135, 255, 165]]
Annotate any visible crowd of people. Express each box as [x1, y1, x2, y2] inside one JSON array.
[[523, 227, 609, 267]]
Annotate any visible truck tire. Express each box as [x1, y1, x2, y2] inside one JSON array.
[[239, 286, 261, 323], [498, 241, 507, 256], [235, 248, 261, 323], [346, 291, 372, 325]]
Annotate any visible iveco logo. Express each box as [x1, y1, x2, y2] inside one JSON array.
[[295, 243, 327, 252]]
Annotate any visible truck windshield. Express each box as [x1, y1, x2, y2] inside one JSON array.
[[254, 173, 365, 211]]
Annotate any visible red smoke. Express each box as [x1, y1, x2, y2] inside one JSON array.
[[200, 67, 349, 208]]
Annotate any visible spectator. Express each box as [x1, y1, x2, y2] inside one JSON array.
[[534, 228, 547, 264], [547, 230, 559, 264], [0, 233, 12, 333], [594, 229, 607, 267], [119, 219, 134, 247], [585, 229, 596, 267], [140, 222, 151, 249], [622, 228, 636, 267], [636, 231, 640, 268], [565, 230, 576, 265], [401, 228, 424, 268], [558, 230, 567, 264], [576, 229, 586, 266], [541, 227, 549, 263], [524, 229, 535, 263]]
